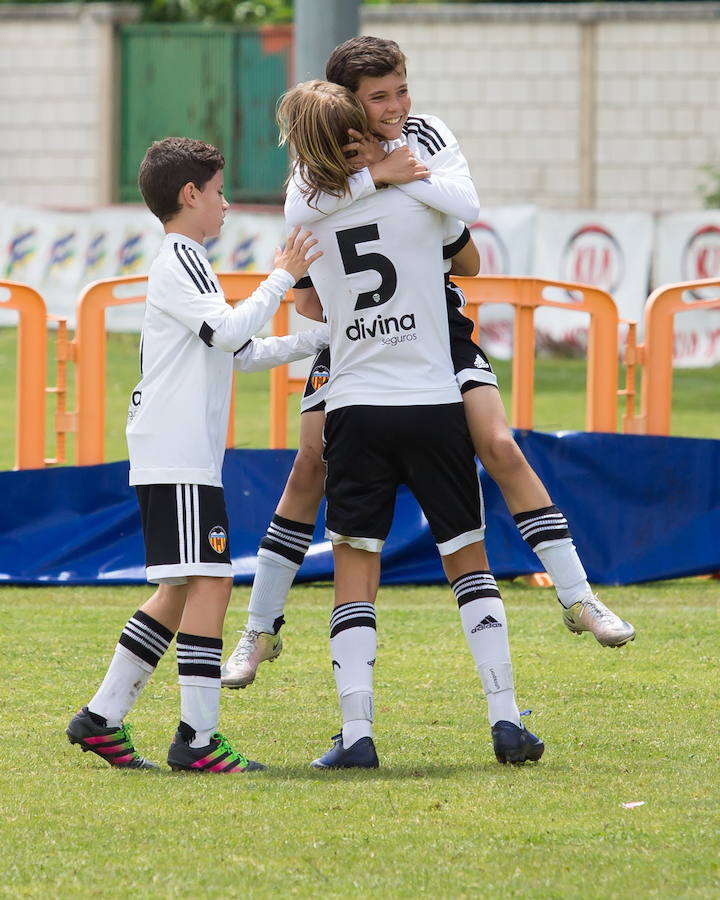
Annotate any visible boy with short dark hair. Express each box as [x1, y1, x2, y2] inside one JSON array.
[[66, 136, 322, 773]]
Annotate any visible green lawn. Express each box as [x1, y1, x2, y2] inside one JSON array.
[[1, 580, 718, 898], [1, 327, 718, 470]]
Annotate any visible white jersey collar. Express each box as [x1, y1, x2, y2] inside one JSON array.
[[164, 232, 209, 257]]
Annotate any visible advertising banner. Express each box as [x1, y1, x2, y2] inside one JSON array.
[[531, 210, 654, 353], [654, 211, 720, 367]]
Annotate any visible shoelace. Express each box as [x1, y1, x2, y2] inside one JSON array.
[[583, 595, 613, 622], [213, 732, 249, 768], [118, 722, 142, 759], [229, 629, 260, 663]]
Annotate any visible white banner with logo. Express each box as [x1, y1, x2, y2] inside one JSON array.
[[2, 201, 719, 367], [654, 211, 720, 367], [531, 210, 654, 353], [0, 203, 286, 331]]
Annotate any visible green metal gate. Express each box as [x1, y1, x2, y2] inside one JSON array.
[[119, 24, 291, 204]]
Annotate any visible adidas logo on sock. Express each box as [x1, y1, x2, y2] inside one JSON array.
[[471, 615, 502, 633]]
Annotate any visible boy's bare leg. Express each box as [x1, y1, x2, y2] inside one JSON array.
[[462, 386, 635, 647], [222, 412, 325, 688], [222, 410, 326, 688]]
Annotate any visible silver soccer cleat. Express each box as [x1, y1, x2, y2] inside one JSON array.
[[562, 593, 635, 647], [221, 627, 283, 689]]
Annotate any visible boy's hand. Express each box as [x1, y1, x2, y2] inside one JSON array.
[[368, 146, 430, 187], [274, 227, 322, 282], [343, 129, 387, 171]]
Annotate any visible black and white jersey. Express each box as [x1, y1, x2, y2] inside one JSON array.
[[300, 186, 461, 412], [285, 113, 479, 228], [127, 233, 295, 487]]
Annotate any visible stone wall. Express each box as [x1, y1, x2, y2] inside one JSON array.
[[0, 3, 718, 211], [363, 3, 720, 212], [0, 3, 138, 207]]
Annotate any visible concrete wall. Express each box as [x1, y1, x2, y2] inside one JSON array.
[[363, 2, 720, 212], [0, 3, 718, 211], [0, 3, 138, 207]]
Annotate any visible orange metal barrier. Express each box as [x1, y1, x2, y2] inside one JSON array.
[[72, 273, 283, 465], [454, 276, 619, 432], [632, 278, 720, 436], [0, 281, 48, 470], [269, 294, 311, 448]]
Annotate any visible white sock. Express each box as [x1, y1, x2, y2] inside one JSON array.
[[534, 539, 589, 608], [513, 506, 590, 608], [88, 649, 154, 727], [180, 684, 220, 748], [329, 602, 376, 747], [88, 610, 173, 726], [247, 551, 300, 633], [177, 632, 222, 747], [451, 571, 520, 727]]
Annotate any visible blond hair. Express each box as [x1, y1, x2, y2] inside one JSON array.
[[277, 80, 368, 209]]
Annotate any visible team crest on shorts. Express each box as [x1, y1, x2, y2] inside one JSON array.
[[310, 364, 330, 392], [208, 526, 227, 554]]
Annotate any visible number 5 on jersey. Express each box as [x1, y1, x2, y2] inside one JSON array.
[[336, 224, 398, 311]]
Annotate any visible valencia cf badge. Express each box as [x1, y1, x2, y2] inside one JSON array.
[[208, 526, 227, 554], [310, 364, 330, 392]]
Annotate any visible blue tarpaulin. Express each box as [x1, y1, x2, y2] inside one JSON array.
[[1, 431, 718, 586]]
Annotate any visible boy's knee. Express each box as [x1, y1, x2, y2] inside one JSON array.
[[480, 431, 524, 476], [288, 447, 325, 493]]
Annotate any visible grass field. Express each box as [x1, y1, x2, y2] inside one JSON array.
[[1, 580, 718, 898], [1, 327, 718, 896], [1, 327, 719, 469]]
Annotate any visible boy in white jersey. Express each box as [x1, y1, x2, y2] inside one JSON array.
[[66, 136, 323, 773], [275, 81, 544, 768], [223, 37, 633, 689]]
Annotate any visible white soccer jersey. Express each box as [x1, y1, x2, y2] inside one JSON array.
[[127, 233, 295, 487], [285, 113, 479, 228], [299, 186, 461, 412]]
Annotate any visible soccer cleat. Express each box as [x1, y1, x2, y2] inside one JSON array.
[[167, 730, 267, 773], [221, 627, 283, 689], [310, 732, 379, 770], [66, 707, 159, 769], [491, 720, 545, 765], [562, 593, 636, 647]]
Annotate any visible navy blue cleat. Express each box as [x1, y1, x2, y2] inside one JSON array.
[[310, 732, 379, 769], [491, 720, 545, 764]]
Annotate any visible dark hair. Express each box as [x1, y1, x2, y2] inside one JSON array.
[[138, 137, 225, 223], [325, 36, 407, 92]]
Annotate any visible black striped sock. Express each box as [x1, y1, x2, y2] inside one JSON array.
[[176, 632, 222, 682], [451, 571, 502, 608], [259, 514, 314, 566], [117, 609, 173, 670], [329, 602, 376, 638], [513, 505, 571, 550]]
